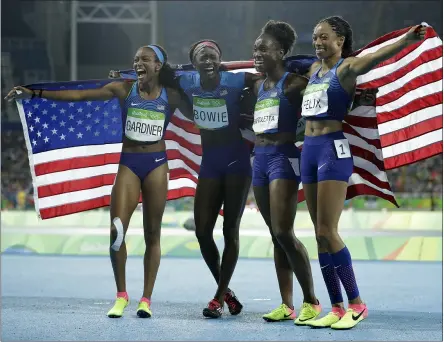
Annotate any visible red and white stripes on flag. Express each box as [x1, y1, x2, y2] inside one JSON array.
[[17, 25, 442, 219], [170, 25, 442, 207], [353, 24, 442, 170]]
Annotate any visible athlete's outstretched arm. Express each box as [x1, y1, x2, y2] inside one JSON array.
[[5, 81, 126, 102], [344, 25, 427, 77]]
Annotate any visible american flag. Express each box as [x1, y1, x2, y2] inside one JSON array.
[[16, 25, 442, 219], [352, 25, 442, 170]]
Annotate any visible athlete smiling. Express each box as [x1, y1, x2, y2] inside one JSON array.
[[6, 44, 193, 319], [179, 40, 263, 318]]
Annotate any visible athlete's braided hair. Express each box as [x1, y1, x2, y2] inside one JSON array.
[[261, 20, 297, 56], [317, 16, 353, 58]]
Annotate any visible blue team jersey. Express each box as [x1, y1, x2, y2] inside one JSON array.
[[179, 71, 246, 131], [301, 58, 353, 122], [122, 82, 172, 142], [253, 72, 300, 135]]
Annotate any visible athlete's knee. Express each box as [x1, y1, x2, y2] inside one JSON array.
[[266, 226, 280, 247], [315, 234, 330, 250], [222, 226, 240, 245], [144, 227, 160, 245], [275, 229, 306, 254], [273, 227, 295, 247], [315, 227, 337, 250], [143, 223, 161, 245], [271, 235, 281, 248], [195, 227, 213, 242], [223, 214, 242, 230], [222, 216, 241, 239], [110, 217, 125, 251], [317, 221, 337, 236]]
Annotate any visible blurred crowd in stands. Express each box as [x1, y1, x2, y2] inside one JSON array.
[[2, 130, 33, 210], [2, 128, 442, 211]]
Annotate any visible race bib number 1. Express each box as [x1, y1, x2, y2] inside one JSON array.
[[334, 139, 352, 159]]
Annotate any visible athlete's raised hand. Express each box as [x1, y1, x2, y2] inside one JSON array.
[[405, 24, 428, 44], [4, 86, 34, 102], [355, 88, 378, 106], [108, 70, 121, 79]]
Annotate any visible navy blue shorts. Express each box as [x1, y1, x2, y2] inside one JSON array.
[[252, 143, 301, 187], [301, 131, 353, 184], [199, 140, 252, 178], [120, 151, 167, 182]]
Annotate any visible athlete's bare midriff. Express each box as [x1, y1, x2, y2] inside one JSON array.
[[122, 138, 166, 153], [304, 119, 343, 137], [255, 132, 296, 146]]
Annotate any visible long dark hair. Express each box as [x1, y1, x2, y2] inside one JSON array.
[[149, 44, 180, 89], [318, 16, 353, 58]]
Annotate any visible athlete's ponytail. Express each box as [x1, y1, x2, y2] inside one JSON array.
[[148, 44, 181, 90]]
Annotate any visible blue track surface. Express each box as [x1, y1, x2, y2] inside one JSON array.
[[1, 255, 443, 341]]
